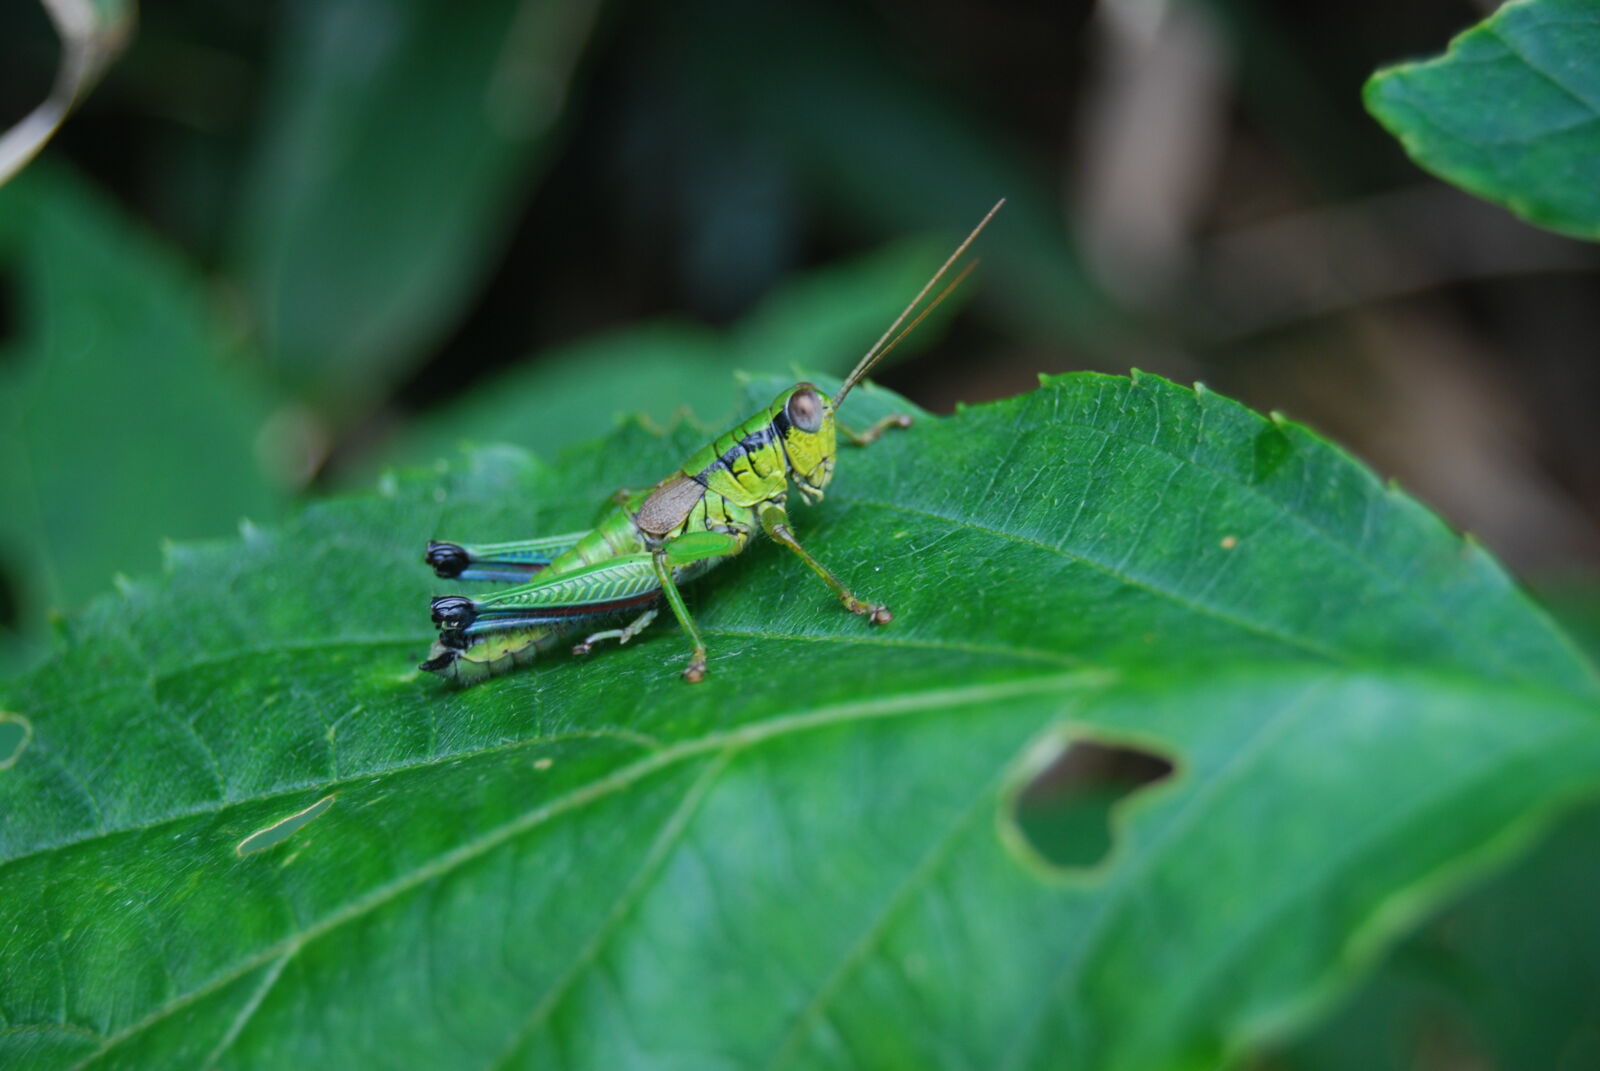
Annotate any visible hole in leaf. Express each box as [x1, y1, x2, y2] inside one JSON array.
[[0, 713, 32, 770], [1011, 738, 1174, 872], [236, 794, 335, 857]]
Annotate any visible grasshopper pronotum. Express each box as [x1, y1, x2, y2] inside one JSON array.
[[421, 200, 1003, 684]]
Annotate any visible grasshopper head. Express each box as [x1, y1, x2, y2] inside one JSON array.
[[775, 382, 837, 504]]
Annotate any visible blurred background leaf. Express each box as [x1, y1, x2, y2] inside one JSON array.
[[0, 164, 283, 667], [231, 0, 603, 412], [627, 0, 1118, 346], [1366, 0, 1600, 241]]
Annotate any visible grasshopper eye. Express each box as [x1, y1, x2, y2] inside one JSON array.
[[787, 388, 823, 433]]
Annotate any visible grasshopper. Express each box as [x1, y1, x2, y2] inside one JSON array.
[[420, 200, 1002, 685]]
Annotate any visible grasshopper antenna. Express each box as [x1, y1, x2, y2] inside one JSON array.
[[834, 197, 1004, 407]]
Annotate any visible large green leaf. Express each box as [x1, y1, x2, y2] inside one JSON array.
[[3, 373, 1598, 1069], [0, 164, 282, 656], [1365, 0, 1600, 240], [231, 0, 599, 407]]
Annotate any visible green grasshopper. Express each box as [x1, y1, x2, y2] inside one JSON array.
[[420, 200, 1002, 685]]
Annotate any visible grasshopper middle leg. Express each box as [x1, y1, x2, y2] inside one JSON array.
[[648, 529, 748, 683], [571, 607, 659, 656]]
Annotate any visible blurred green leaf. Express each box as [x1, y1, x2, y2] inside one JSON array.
[[4, 372, 1599, 1068], [0, 164, 282, 654], [232, 0, 600, 409], [0, 0, 134, 184], [1265, 796, 1600, 1071], [1365, 0, 1600, 240], [376, 239, 953, 472]]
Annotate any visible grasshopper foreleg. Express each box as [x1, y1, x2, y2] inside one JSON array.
[[838, 413, 913, 447], [759, 503, 891, 625]]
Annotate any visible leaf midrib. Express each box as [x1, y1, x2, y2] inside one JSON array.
[[0, 628, 1080, 873]]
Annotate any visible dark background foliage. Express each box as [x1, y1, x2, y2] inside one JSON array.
[[5, 0, 1598, 579]]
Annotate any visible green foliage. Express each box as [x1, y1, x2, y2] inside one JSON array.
[[0, 166, 283, 657], [3, 373, 1597, 1069], [232, 0, 598, 407], [1365, 0, 1600, 239]]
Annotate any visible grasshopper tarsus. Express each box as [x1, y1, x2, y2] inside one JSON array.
[[682, 656, 708, 684], [843, 596, 892, 625]]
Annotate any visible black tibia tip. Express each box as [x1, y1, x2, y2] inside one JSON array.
[[430, 595, 476, 629], [418, 650, 456, 672], [425, 541, 471, 578]]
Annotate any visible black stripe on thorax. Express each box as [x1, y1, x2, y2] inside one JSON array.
[[703, 418, 784, 481]]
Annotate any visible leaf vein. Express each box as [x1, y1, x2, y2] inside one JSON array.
[[762, 766, 1004, 1070], [484, 750, 734, 1069], [192, 942, 298, 1071]]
